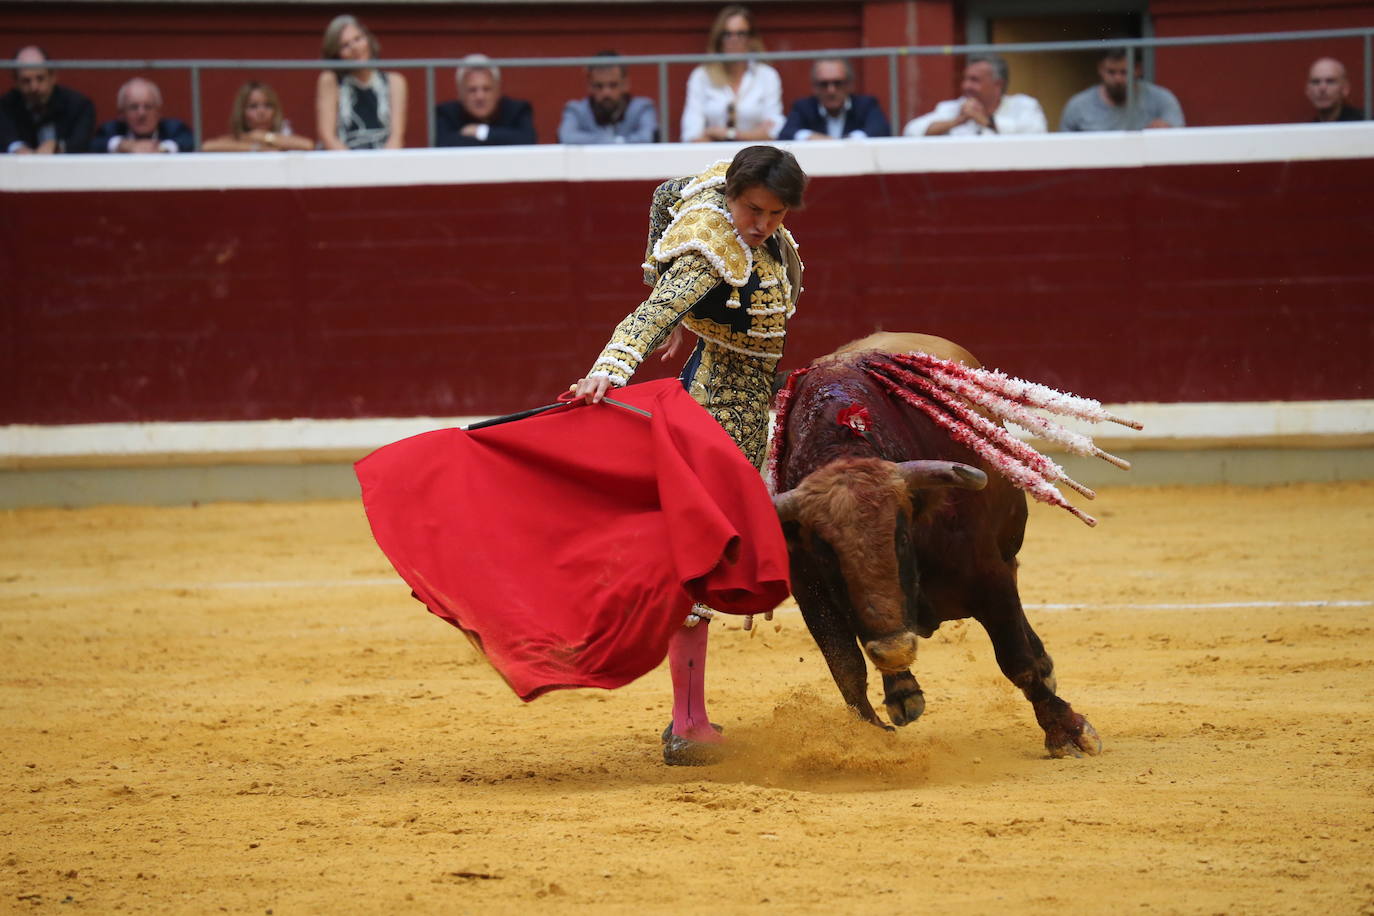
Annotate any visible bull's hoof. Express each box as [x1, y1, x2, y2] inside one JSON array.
[[885, 690, 926, 727], [1045, 717, 1102, 759], [663, 734, 726, 767]]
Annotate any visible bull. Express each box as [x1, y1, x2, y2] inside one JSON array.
[[772, 332, 1102, 757]]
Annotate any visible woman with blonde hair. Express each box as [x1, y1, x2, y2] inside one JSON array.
[[680, 5, 783, 142], [315, 14, 408, 150], [202, 81, 314, 152]]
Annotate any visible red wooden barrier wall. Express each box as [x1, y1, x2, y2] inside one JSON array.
[[4, 154, 1371, 424]]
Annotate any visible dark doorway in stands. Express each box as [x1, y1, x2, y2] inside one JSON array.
[[965, 0, 1147, 131]]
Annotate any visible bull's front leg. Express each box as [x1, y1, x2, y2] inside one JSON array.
[[881, 670, 925, 726], [795, 592, 887, 729], [975, 582, 1101, 758]]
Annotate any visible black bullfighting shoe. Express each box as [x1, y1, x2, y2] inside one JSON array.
[[660, 721, 724, 743], [662, 732, 726, 767]]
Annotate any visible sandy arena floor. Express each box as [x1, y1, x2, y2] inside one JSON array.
[[2, 481, 1373, 914]]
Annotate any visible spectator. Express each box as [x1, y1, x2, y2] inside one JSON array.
[[202, 81, 314, 152], [436, 54, 536, 146], [681, 5, 783, 142], [91, 77, 194, 153], [1306, 57, 1363, 122], [779, 58, 890, 140], [558, 50, 657, 144], [903, 54, 1045, 137], [1060, 48, 1184, 131], [315, 14, 407, 150], [1, 45, 95, 154]]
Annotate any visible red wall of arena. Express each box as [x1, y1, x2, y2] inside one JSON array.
[[3, 159, 1372, 424]]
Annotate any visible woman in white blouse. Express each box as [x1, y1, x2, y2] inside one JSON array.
[[680, 5, 784, 143]]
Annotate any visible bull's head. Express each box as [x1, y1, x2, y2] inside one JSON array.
[[774, 457, 986, 672]]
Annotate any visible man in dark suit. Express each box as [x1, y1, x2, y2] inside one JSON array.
[[91, 77, 194, 153], [778, 58, 890, 141], [435, 54, 536, 146], [1, 45, 95, 154]]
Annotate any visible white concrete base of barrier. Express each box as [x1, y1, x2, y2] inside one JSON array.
[[2, 400, 1372, 507]]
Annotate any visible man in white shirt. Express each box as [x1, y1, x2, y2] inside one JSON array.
[[902, 54, 1047, 137]]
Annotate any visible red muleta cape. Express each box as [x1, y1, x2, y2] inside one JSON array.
[[355, 378, 791, 701]]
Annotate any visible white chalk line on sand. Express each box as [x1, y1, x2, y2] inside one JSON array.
[[1, 577, 1369, 612]]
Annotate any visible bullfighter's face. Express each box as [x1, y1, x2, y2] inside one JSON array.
[[727, 185, 788, 249]]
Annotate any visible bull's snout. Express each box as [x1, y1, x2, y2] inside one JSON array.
[[864, 631, 918, 672]]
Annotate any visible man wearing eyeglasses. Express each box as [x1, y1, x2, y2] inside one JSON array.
[[779, 59, 890, 141], [91, 77, 194, 153], [903, 54, 1046, 137]]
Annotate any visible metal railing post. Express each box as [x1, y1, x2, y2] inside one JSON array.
[[1365, 33, 1372, 120], [190, 65, 202, 147], [888, 50, 900, 133], [658, 60, 669, 143], [426, 64, 436, 148], [1126, 46, 1137, 129]]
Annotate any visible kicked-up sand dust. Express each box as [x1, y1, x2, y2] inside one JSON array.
[[2, 481, 1373, 914]]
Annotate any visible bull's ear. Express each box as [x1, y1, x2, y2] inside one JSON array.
[[896, 460, 987, 492]]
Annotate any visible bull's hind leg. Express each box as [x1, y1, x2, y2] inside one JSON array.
[[975, 581, 1101, 758], [882, 670, 925, 726]]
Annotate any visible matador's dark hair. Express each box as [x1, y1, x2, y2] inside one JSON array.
[[725, 145, 808, 209]]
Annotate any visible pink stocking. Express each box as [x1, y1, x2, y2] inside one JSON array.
[[668, 619, 722, 742]]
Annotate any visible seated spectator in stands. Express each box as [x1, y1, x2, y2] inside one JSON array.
[[91, 77, 194, 153], [558, 50, 656, 144], [779, 58, 890, 140], [315, 14, 407, 150], [202, 81, 314, 152], [436, 55, 536, 146], [1306, 57, 1363, 122], [903, 54, 1045, 137], [1060, 48, 1184, 131], [2, 45, 95, 154], [681, 5, 783, 142]]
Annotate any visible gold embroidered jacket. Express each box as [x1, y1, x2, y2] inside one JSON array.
[[585, 163, 803, 464]]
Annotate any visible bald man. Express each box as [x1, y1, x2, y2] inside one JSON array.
[[1, 45, 95, 154], [1306, 57, 1363, 122], [91, 77, 194, 153]]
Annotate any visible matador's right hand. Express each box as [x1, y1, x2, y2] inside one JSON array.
[[569, 376, 613, 405]]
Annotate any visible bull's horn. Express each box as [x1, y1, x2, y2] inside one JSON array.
[[896, 460, 987, 492], [773, 489, 800, 524]]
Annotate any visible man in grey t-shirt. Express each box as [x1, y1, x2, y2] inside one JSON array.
[[1061, 47, 1185, 131]]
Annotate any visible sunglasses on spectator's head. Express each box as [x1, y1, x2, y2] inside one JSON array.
[[813, 79, 849, 89], [721, 29, 753, 39]]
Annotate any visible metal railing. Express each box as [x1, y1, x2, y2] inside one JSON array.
[[42, 26, 1374, 147]]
